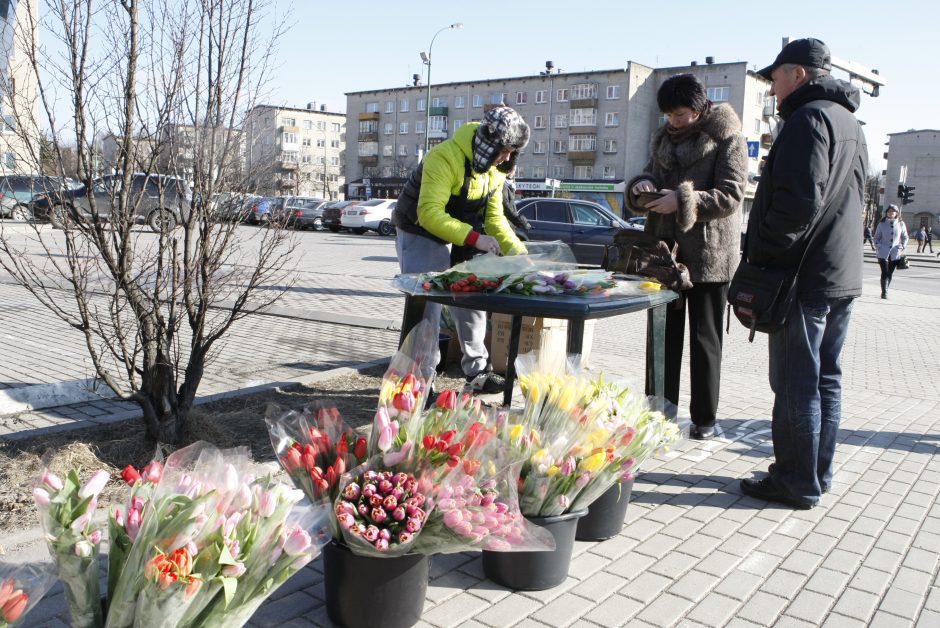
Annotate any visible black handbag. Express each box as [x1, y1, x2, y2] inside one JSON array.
[[603, 229, 692, 292], [896, 255, 910, 270], [727, 261, 799, 341]]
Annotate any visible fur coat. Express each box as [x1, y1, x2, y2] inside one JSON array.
[[626, 103, 748, 283]]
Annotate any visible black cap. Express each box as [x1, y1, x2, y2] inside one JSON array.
[[758, 38, 831, 79]]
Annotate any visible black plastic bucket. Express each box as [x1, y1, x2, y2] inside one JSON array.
[[575, 479, 634, 541], [323, 541, 429, 628], [481, 509, 587, 590]]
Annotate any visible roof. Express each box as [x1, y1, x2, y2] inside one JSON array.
[[251, 104, 346, 117]]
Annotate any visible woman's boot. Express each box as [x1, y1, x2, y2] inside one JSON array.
[[880, 276, 888, 299]]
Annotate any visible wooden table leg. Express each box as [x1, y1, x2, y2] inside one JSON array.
[[645, 304, 667, 411], [503, 314, 523, 407], [399, 295, 428, 348]]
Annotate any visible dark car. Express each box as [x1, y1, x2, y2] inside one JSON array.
[[321, 200, 361, 232], [515, 198, 631, 265], [0, 175, 71, 220], [277, 197, 328, 230], [32, 173, 192, 232]]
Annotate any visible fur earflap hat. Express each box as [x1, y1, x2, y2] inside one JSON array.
[[471, 106, 530, 173]]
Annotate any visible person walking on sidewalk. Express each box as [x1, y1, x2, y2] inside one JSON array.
[[914, 226, 925, 253], [392, 106, 530, 393], [626, 74, 748, 441], [925, 227, 934, 253], [739, 38, 868, 509], [874, 204, 909, 299], [863, 224, 875, 251]]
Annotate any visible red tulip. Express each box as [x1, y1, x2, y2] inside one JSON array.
[[141, 461, 164, 483], [325, 466, 337, 488], [1, 590, 27, 623], [331, 457, 345, 478], [422, 435, 436, 450], [446, 444, 462, 457], [401, 372, 418, 390], [336, 435, 349, 456], [440, 429, 457, 444], [435, 389, 457, 411], [354, 437, 368, 460], [121, 465, 141, 485], [393, 391, 416, 412], [283, 446, 303, 473]]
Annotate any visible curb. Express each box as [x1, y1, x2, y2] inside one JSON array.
[[0, 378, 116, 416]]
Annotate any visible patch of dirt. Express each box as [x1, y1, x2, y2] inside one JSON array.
[[0, 365, 469, 537]]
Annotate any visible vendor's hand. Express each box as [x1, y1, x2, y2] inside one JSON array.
[[631, 179, 656, 195], [646, 189, 678, 215], [473, 234, 502, 255]]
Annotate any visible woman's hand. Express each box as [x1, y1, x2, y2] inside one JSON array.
[[646, 189, 678, 215], [473, 234, 502, 255], [631, 179, 656, 195]]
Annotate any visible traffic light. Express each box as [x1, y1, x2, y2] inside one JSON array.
[[902, 185, 916, 205], [898, 184, 905, 199]]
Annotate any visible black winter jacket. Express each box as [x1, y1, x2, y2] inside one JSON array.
[[745, 76, 868, 299]]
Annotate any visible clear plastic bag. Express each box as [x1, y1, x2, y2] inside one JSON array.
[[0, 555, 57, 627]]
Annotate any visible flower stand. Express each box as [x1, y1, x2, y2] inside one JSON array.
[[575, 478, 635, 541]]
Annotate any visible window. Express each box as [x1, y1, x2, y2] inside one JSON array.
[[432, 97, 447, 107], [573, 165, 593, 179], [358, 120, 377, 134], [602, 165, 616, 179], [570, 83, 596, 100], [365, 102, 379, 113], [300, 138, 310, 147], [551, 165, 565, 178], [331, 139, 340, 148], [556, 88, 569, 102], [570, 108, 596, 126], [453, 119, 463, 130], [554, 114, 568, 129], [302, 154, 311, 164], [516, 91, 527, 105], [303, 120, 313, 130], [537, 202, 567, 223], [416, 98, 426, 111], [317, 121, 326, 131], [384, 123, 394, 135], [398, 144, 408, 156], [282, 117, 296, 127], [332, 123, 342, 132], [533, 115, 545, 129], [472, 94, 483, 107], [415, 144, 423, 156], [603, 139, 617, 153], [572, 203, 608, 225], [532, 166, 546, 179], [605, 111, 620, 127], [283, 132, 298, 144], [568, 135, 596, 151], [429, 116, 447, 131], [606, 85, 621, 99], [281, 151, 298, 162], [316, 138, 325, 148], [533, 141, 545, 154], [399, 122, 409, 134], [385, 101, 395, 113], [381, 166, 392, 177], [491, 93, 506, 105], [357, 142, 378, 156], [332, 156, 339, 166], [415, 120, 425, 134], [399, 99, 409, 112], [707, 86, 730, 102], [535, 90, 547, 104], [552, 139, 567, 154], [455, 95, 466, 108], [754, 119, 762, 134]]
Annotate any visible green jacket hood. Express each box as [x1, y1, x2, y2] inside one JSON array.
[[453, 122, 480, 161]]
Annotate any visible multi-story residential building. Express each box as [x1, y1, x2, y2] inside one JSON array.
[[345, 60, 773, 217], [244, 103, 346, 199], [885, 129, 940, 232], [0, 0, 40, 175]]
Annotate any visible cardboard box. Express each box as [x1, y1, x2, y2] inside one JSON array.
[[488, 313, 595, 375]]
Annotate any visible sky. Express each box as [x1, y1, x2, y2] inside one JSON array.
[[260, 0, 940, 174]]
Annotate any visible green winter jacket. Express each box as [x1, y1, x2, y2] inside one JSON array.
[[416, 123, 525, 255]]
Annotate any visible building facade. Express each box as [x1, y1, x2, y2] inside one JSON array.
[[345, 60, 773, 217], [0, 0, 40, 175], [885, 129, 940, 232], [243, 103, 346, 199]]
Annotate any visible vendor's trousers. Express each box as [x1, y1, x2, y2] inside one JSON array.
[[395, 231, 489, 376]]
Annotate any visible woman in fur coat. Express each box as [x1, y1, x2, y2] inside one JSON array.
[[626, 74, 748, 440], [873, 204, 909, 299]]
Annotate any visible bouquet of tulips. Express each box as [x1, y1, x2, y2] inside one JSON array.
[[104, 442, 329, 628], [33, 466, 111, 628], [0, 559, 56, 627]]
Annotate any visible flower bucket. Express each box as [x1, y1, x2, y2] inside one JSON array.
[[323, 541, 429, 628], [575, 478, 635, 541], [481, 509, 587, 591]]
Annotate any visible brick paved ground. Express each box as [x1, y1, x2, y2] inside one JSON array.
[[2, 227, 938, 626]]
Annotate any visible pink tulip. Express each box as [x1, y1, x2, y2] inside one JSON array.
[[74, 540, 92, 557], [32, 487, 50, 507], [363, 526, 379, 542], [558, 495, 570, 510], [378, 479, 393, 495], [42, 471, 64, 491], [222, 562, 246, 577], [438, 498, 456, 510], [443, 510, 463, 527], [142, 461, 164, 483], [561, 457, 576, 476], [283, 527, 312, 556], [392, 390, 416, 413], [371, 507, 387, 524], [398, 531, 413, 545], [222, 465, 239, 493], [405, 517, 422, 533], [453, 521, 473, 536], [337, 512, 354, 529], [258, 490, 276, 518], [383, 441, 413, 466], [576, 473, 591, 488], [383, 495, 398, 510], [363, 470, 378, 482], [343, 482, 361, 500], [484, 537, 512, 552], [392, 506, 406, 521], [357, 504, 369, 517], [127, 508, 142, 542], [88, 530, 102, 545], [361, 483, 376, 498], [621, 458, 636, 471], [71, 514, 90, 534], [374, 407, 399, 451], [78, 470, 109, 499], [378, 529, 391, 541], [188, 541, 201, 557], [375, 538, 389, 552], [481, 492, 496, 506], [113, 508, 124, 527], [335, 501, 355, 517], [621, 471, 636, 483]]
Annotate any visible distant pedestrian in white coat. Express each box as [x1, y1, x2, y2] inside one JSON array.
[[873, 204, 908, 299]]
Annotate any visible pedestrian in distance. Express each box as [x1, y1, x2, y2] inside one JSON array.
[[626, 73, 748, 441], [914, 225, 925, 253], [874, 204, 909, 299], [739, 38, 868, 509], [925, 226, 934, 253], [392, 106, 530, 393], [863, 223, 875, 251]]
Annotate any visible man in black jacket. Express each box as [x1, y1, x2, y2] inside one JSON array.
[[740, 38, 868, 509]]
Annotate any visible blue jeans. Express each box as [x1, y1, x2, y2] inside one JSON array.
[[768, 297, 855, 505]]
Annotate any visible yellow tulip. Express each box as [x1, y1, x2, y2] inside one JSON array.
[[580, 452, 607, 473], [546, 465, 559, 477], [510, 424, 523, 443]]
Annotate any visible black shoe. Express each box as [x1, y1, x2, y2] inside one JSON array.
[[767, 463, 829, 493], [466, 366, 505, 394], [881, 292, 887, 299], [741, 477, 814, 509], [690, 424, 715, 440]]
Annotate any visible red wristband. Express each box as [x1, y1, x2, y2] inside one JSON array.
[[464, 230, 480, 246]]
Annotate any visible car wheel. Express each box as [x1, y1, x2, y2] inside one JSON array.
[[50, 204, 73, 229], [148, 209, 177, 233], [378, 219, 394, 237], [312, 217, 324, 231], [12, 204, 32, 221], [353, 228, 367, 235], [328, 225, 340, 233]]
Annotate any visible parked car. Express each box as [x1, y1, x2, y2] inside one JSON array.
[[515, 198, 632, 265], [0, 192, 18, 219], [340, 198, 397, 236], [281, 198, 330, 230], [321, 200, 361, 232], [0, 175, 70, 220], [31, 173, 192, 232], [244, 196, 277, 225], [209, 192, 259, 223], [624, 216, 647, 231]]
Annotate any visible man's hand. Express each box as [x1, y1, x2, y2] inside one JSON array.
[[473, 234, 502, 255]]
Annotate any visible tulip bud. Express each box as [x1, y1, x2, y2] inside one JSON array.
[[1, 591, 28, 623], [375, 538, 389, 552], [142, 461, 164, 483], [378, 528, 391, 541], [42, 471, 64, 491], [127, 508, 142, 542], [435, 389, 458, 411], [32, 487, 50, 507], [74, 540, 93, 557], [392, 506, 406, 522], [371, 507, 388, 524], [443, 510, 463, 527], [222, 562, 246, 578], [398, 531, 413, 545], [405, 517, 422, 533], [354, 437, 368, 460], [336, 512, 355, 529], [120, 465, 141, 486], [78, 470, 110, 499], [363, 525, 379, 542], [283, 527, 312, 556], [88, 529, 102, 545]]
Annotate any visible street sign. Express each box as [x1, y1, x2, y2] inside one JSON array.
[[747, 141, 759, 158]]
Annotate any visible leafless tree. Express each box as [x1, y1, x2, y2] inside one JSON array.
[[0, 0, 297, 444]]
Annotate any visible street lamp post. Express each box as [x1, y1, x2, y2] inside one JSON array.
[[540, 61, 558, 197], [422, 22, 463, 157]]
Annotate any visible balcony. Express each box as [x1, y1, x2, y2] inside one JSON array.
[[570, 97, 597, 109], [567, 150, 596, 163], [568, 124, 596, 135], [359, 111, 380, 121], [280, 125, 300, 133], [359, 132, 379, 142], [358, 155, 378, 166], [427, 129, 448, 140], [278, 160, 299, 170], [429, 106, 448, 116]]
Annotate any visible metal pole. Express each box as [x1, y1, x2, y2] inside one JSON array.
[[542, 61, 555, 196], [423, 23, 463, 157]]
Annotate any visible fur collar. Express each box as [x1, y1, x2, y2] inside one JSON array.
[[649, 103, 741, 171]]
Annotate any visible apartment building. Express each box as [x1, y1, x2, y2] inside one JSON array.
[[244, 103, 346, 199], [885, 129, 940, 232], [345, 60, 773, 216], [0, 0, 40, 175]]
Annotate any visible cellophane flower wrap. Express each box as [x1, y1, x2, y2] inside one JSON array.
[[265, 402, 369, 537], [105, 442, 329, 628], [32, 464, 110, 628], [0, 558, 56, 627]]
